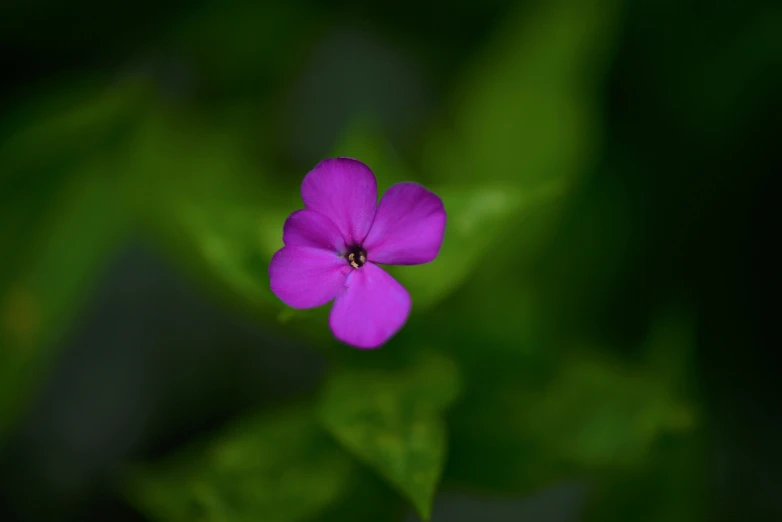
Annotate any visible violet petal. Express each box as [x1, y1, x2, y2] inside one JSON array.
[[363, 182, 446, 265], [301, 158, 377, 246], [328, 263, 411, 349], [269, 246, 350, 309], [283, 209, 346, 253]]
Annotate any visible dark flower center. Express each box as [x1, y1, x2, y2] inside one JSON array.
[[346, 245, 367, 269]]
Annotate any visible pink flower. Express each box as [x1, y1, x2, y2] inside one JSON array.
[[269, 158, 446, 349]]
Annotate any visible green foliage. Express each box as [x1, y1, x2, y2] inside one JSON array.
[[1, 0, 751, 518], [445, 303, 696, 494], [583, 431, 709, 522], [0, 83, 142, 441], [332, 120, 528, 310], [330, 117, 411, 192], [125, 405, 355, 522], [316, 466, 405, 522], [392, 182, 555, 310], [425, 0, 619, 189], [125, 109, 292, 316], [445, 353, 690, 492], [318, 352, 461, 520], [409, 0, 622, 344], [530, 353, 688, 468], [0, 166, 132, 441]]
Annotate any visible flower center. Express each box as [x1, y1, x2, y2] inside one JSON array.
[[346, 246, 367, 269]]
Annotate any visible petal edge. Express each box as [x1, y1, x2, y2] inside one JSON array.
[[363, 182, 446, 265], [269, 246, 350, 309], [329, 263, 411, 349], [301, 158, 377, 246], [283, 209, 346, 253]]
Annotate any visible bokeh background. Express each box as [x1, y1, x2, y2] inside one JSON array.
[[1, 0, 780, 521]]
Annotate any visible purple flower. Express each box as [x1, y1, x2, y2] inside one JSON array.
[[269, 158, 446, 349]]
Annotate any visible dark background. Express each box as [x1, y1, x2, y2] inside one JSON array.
[[1, 0, 780, 521]]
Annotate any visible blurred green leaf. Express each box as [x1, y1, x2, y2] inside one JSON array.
[[125, 405, 354, 522], [443, 348, 564, 493], [125, 110, 291, 316], [446, 349, 691, 493], [406, 0, 622, 352], [332, 119, 548, 310], [316, 464, 406, 522], [0, 78, 148, 163], [583, 431, 709, 522], [530, 353, 690, 468], [328, 0, 621, 317], [426, 0, 619, 189], [0, 83, 141, 441], [0, 80, 147, 283], [0, 160, 132, 441], [318, 352, 461, 520], [390, 181, 563, 310], [330, 117, 411, 191]]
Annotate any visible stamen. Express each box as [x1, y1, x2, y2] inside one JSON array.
[[346, 246, 367, 269]]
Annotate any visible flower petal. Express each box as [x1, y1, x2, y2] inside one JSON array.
[[329, 263, 411, 349], [283, 209, 346, 253], [300, 158, 377, 246], [269, 246, 350, 309], [363, 182, 446, 265]]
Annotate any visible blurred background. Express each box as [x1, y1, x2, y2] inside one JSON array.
[[1, 0, 780, 520]]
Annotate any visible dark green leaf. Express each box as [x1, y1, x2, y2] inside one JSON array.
[[330, 116, 412, 191], [528, 353, 691, 469], [446, 350, 692, 493], [0, 159, 133, 441], [425, 0, 620, 190], [410, 0, 622, 321], [331, 119, 533, 310], [0, 83, 142, 441], [583, 431, 709, 522], [124, 405, 354, 522], [125, 111, 291, 315], [388, 182, 560, 310], [328, 0, 621, 316], [318, 352, 461, 520]]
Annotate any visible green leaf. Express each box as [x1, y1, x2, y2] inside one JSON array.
[[443, 350, 562, 493], [0, 159, 133, 441], [124, 405, 354, 522], [329, 0, 620, 312], [317, 352, 461, 520], [0, 78, 149, 163], [316, 465, 406, 522], [389, 181, 564, 310], [402, 0, 622, 348], [331, 119, 542, 310], [529, 353, 691, 469], [425, 0, 620, 189], [445, 303, 698, 493], [446, 350, 692, 493], [330, 116, 412, 191], [0, 83, 142, 441], [583, 431, 709, 522], [0, 80, 147, 285], [125, 110, 291, 315]]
